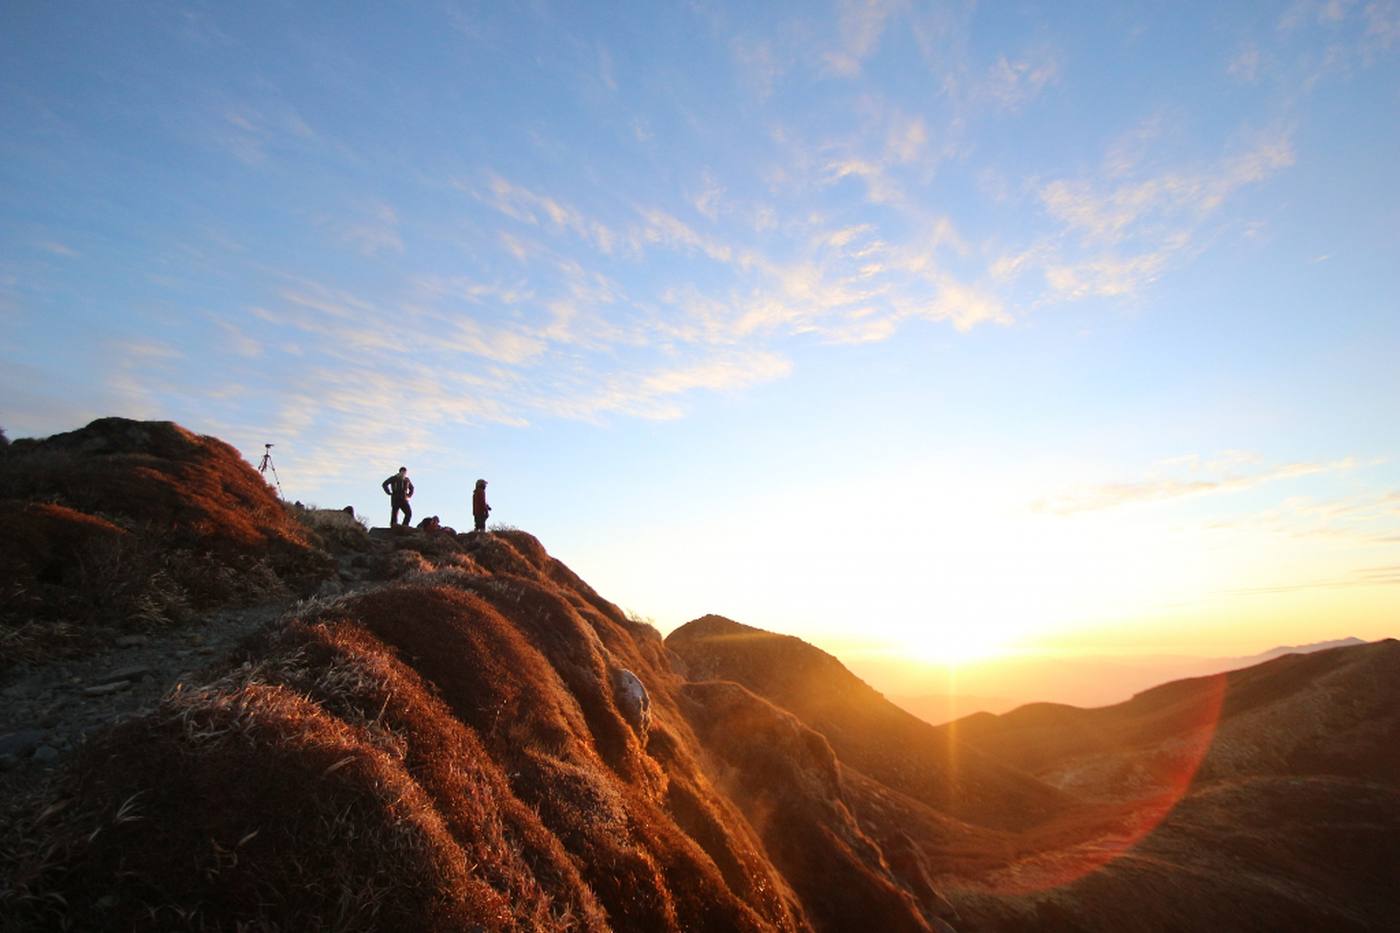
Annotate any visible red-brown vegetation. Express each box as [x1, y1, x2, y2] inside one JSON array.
[[678, 679, 941, 931], [0, 419, 331, 664], [1, 419, 308, 554], [3, 531, 834, 931]]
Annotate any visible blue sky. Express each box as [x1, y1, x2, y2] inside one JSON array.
[[4, 1, 1398, 663]]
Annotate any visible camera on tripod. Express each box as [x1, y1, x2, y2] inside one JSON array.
[[258, 443, 283, 498]]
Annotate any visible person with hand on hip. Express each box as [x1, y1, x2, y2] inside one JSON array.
[[382, 466, 414, 528]]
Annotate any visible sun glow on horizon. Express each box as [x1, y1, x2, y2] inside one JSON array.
[[603, 449, 1398, 681], [904, 628, 1016, 667]]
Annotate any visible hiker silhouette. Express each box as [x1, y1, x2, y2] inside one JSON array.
[[473, 478, 491, 532], [382, 466, 414, 528]]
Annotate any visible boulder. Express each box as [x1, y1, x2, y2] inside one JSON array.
[[612, 668, 651, 736]]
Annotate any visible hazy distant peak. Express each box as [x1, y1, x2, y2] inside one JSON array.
[[1257, 636, 1367, 658], [673, 613, 756, 637]]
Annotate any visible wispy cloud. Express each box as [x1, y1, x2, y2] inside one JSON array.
[[1365, 1, 1400, 50], [985, 49, 1061, 109], [337, 201, 404, 257], [981, 129, 1299, 304], [1205, 486, 1400, 547], [632, 207, 742, 265], [536, 350, 793, 422], [1035, 456, 1359, 514], [691, 171, 726, 221], [597, 45, 618, 92], [731, 36, 784, 100], [825, 158, 905, 206], [824, 0, 899, 76], [1227, 44, 1263, 82], [103, 340, 187, 423], [116, 339, 184, 362], [1273, 0, 1400, 77], [1231, 563, 1400, 596], [36, 241, 79, 258], [470, 175, 618, 254], [1038, 131, 1295, 244], [212, 318, 263, 358], [262, 278, 546, 366], [1042, 244, 1180, 300], [213, 102, 318, 167]]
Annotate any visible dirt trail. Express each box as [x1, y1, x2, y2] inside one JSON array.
[[0, 602, 293, 775], [0, 527, 398, 784]]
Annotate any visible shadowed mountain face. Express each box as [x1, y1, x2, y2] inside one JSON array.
[[2, 420, 1397, 932], [936, 640, 1400, 930], [946, 639, 1400, 790]]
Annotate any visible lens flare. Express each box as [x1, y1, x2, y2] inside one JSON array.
[[951, 671, 1230, 894]]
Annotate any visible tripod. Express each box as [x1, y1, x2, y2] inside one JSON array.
[[258, 443, 283, 498]]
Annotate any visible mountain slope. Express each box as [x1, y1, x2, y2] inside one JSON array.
[[0, 420, 951, 933], [934, 639, 1400, 931], [945, 638, 1400, 796], [5, 535, 842, 931], [0, 418, 329, 663], [666, 616, 1400, 931], [666, 615, 1069, 831]]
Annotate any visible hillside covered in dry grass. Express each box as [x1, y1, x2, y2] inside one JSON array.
[[0, 418, 330, 665], [2, 418, 1397, 932]]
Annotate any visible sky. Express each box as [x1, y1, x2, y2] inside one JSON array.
[[3, 0, 1398, 671]]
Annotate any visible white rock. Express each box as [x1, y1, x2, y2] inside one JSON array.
[[613, 668, 651, 736]]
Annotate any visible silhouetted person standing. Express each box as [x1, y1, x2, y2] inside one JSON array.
[[382, 466, 414, 528], [473, 478, 490, 532]]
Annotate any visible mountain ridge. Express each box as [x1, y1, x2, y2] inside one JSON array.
[[2, 418, 1397, 931]]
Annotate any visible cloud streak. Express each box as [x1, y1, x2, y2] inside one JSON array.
[[1035, 456, 1359, 514], [1038, 131, 1295, 245]]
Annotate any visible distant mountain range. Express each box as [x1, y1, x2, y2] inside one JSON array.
[[872, 638, 1374, 724], [2, 418, 1396, 931]]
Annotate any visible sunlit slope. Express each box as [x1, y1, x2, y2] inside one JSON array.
[[666, 615, 1071, 831], [12, 533, 839, 930]]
